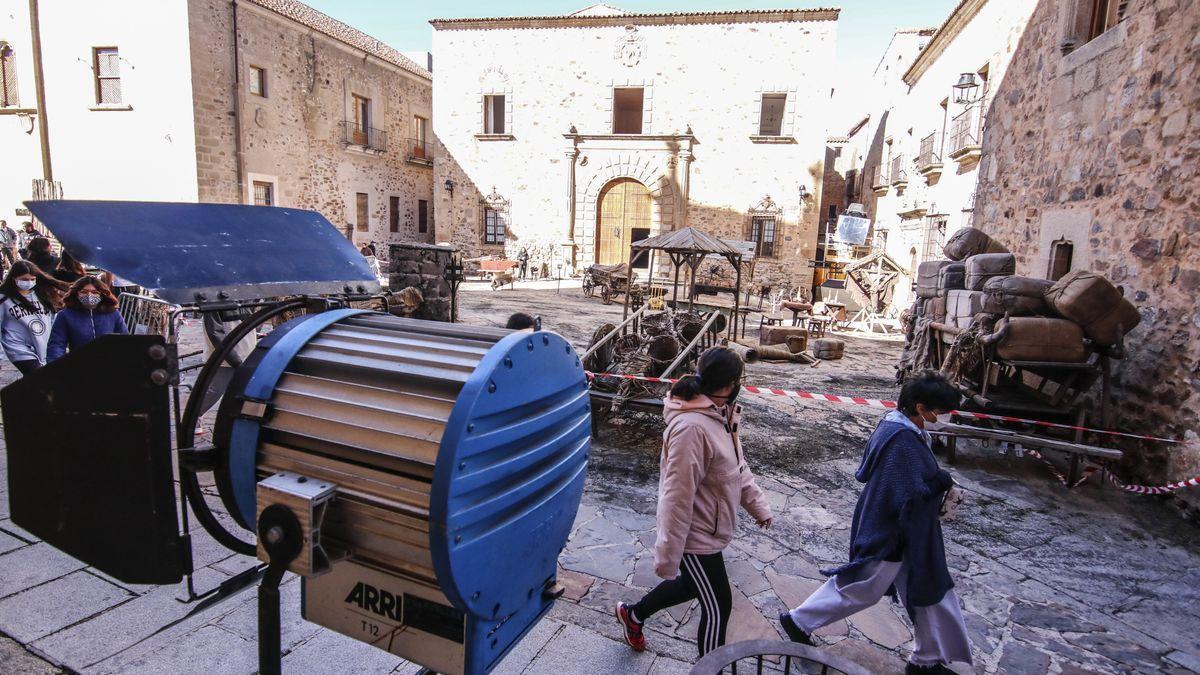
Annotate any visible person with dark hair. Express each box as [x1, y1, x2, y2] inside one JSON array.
[[779, 370, 970, 675], [15, 221, 38, 259], [46, 275, 127, 362], [505, 312, 537, 331], [517, 248, 530, 280], [0, 260, 65, 374], [616, 347, 772, 658], [54, 250, 87, 285], [25, 236, 59, 274]]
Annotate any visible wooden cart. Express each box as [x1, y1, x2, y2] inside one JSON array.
[[925, 320, 1123, 484], [583, 263, 645, 306]]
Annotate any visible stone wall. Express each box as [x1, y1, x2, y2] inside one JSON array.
[[188, 0, 434, 250], [431, 10, 836, 293], [973, 0, 1200, 504], [386, 243, 456, 322]]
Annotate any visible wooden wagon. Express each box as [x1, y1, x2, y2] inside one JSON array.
[[582, 262, 644, 306], [923, 319, 1123, 484]]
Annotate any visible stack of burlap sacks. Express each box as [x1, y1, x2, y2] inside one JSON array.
[[911, 227, 1141, 362]]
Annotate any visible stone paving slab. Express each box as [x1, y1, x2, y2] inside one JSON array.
[[0, 570, 130, 644], [29, 567, 231, 672], [523, 624, 655, 675], [0, 543, 87, 599]]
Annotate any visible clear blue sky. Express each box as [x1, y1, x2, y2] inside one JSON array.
[[306, 0, 958, 93]]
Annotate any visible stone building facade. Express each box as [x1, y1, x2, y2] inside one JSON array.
[[2, 0, 432, 255], [973, 0, 1200, 501], [430, 5, 838, 291], [189, 0, 434, 251]]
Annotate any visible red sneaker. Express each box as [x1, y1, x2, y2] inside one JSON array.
[[615, 602, 647, 652]]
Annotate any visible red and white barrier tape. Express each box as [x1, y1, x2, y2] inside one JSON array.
[[587, 371, 1199, 494], [586, 371, 1178, 444], [950, 411, 1179, 445], [1106, 472, 1200, 494]]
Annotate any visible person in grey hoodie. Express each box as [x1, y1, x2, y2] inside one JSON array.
[[616, 346, 773, 658], [0, 260, 64, 375]]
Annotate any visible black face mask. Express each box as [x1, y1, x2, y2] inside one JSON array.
[[727, 383, 741, 405]]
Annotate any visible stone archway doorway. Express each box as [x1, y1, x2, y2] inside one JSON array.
[[595, 177, 652, 266]]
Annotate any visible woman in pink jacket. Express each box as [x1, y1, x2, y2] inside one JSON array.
[[616, 346, 773, 657]]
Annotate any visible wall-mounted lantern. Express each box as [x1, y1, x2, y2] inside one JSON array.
[[952, 72, 980, 105], [443, 179, 455, 199]]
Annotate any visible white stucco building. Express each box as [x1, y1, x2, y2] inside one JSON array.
[[1, 0, 433, 250], [431, 4, 838, 290], [852, 0, 1038, 311]]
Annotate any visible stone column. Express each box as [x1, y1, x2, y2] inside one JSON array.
[[679, 150, 694, 228], [563, 147, 580, 274]]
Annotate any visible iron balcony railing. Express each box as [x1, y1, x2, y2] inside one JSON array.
[[890, 155, 908, 184], [949, 106, 983, 157], [407, 138, 433, 163], [343, 121, 387, 152], [918, 132, 942, 169]]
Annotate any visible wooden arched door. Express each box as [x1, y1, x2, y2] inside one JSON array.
[[596, 178, 651, 265]]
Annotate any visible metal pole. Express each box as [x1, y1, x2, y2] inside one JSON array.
[[732, 255, 742, 340], [621, 245, 634, 324], [257, 505, 302, 675]]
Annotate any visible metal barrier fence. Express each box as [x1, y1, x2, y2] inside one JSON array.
[[118, 293, 182, 340]]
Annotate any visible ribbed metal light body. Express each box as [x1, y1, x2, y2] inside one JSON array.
[[254, 315, 509, 586]]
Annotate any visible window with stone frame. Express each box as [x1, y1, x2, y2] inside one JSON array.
[[252, 181, 273, 206], [1048, 239, 1074, 281], [483, 207, 505, 245], [746, 195, 782, 259], [93, 47, 121, 105], [355, 192, 369, 232], [248, 65, 266, 97], [483, 94, 505, 134], [1, 42, 18, 108], [758, 93, 787, 136], [612, 87, 644, 134]]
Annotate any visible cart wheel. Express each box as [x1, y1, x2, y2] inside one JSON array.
[[601, 287, 614, 305], [583, 279, 594, 297]]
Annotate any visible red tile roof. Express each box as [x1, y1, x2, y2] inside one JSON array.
[[246, 0, 430, 80]]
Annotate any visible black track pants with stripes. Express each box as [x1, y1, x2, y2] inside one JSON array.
[[629, 551, 732, 657]]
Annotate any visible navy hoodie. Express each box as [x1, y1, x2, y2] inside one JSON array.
[[821, 410, 955, 608]]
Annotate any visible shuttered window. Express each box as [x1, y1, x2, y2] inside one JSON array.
[[93, 47, 121, 105], [356, 193, 369, 232], [484, 95, 505, 134], [418, 200, 429, 234], [389, 196, 400, 232], [759, 94, 787, 136], [1, 43, 18, 107]]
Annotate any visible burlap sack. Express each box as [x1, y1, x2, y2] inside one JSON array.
[[943, 227, 1009, 261], [994, 317, 1087, 362], [1043, 270, 1141, 346], [981, 276, 1052, 316], [964, 253, 1016, 291], [915, 260, 951, 299]]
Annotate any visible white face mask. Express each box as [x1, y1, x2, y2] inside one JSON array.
[[935, 412, 954, 425], [16, 279, 36, 292]]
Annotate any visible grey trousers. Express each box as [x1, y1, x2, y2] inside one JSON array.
[[788, 559, 973, 667]]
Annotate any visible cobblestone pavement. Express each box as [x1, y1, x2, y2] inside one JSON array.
[[1, 283, 1198, 674]]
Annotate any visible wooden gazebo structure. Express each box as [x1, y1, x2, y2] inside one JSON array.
[[622, 227, 744, 337]]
